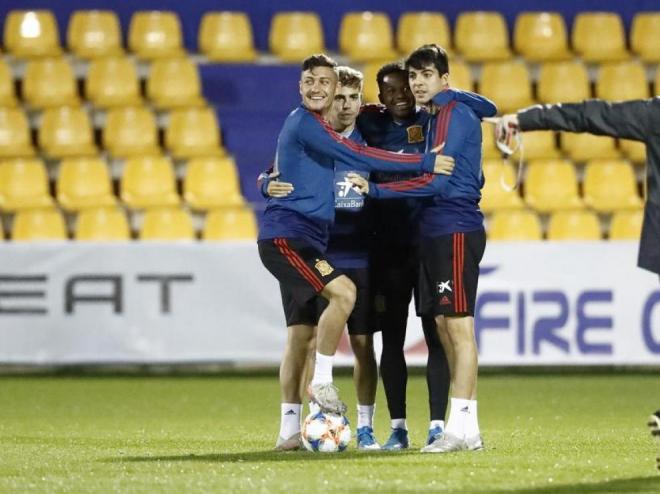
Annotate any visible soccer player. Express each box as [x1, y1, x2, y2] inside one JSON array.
[[349, 44, 497, 453]]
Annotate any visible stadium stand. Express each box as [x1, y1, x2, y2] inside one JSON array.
[[203, 207, 258, 241], [572, 12, 629, 62], [270, 12, 325, 62], [75, 207, 131, 241], [56, 157, 117, 211], [184, 157, 245, 210], [561, 133, 620, 162], [547, 210, 602, 240], [480, 159, 524, 213], [120, 156, 180, 209], [165, 107, 225, 159], [513, 12, 572, 62], [0, 108, 35, 159], [103, 106, 161, 159], [511, 131, 561, 161], [582, 160, 643, 212], [454, 11, 511, 61], [23, 57, 80, 110], [609, 209, 644, 240], [198, 11, 257, 62], [630, 12, 660, 63], [596, 61, 650, 101], [3, 10, 62, 58], [12, 208, 67, 241], [524, 159, 583, 212], [338, 12, 397, 62], [397, 12, 451, 56], [488, 209, 543, 241], [0, 59, 18, 106], [479, 61, 535, 113], [0, 158, 54, 211], [147, 58, 205, 110], [128, 11, 184, 59], [67, 10, 123, 59], [85, 56, 143, 108], [140, 207, 195, 240], [39, 106, 98, 159], [537, 61, 591, 104]]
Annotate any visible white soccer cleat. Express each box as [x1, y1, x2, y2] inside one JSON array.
[[420, 432, 465, 453], [274, 432, 303, 451], [465, 434, 485, 451], [307, 383, 347, 415]]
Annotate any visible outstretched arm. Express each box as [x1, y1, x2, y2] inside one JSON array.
[[433, 89, 498, 119]]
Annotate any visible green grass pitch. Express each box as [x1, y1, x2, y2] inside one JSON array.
[[0, 373, 658, 493]]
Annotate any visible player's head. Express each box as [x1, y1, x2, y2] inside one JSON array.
[[377, 62, 415, 122], [327, 66, 363, 133], [299, 54, 338, 113], [405, 44, 450, 106]]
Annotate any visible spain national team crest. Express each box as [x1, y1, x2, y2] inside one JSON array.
[[406, 125, 424, 144], [314, 259, 334, 276]]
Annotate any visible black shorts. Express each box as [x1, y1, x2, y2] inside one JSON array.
[[639, 200, 660, 275], [418, 230, 486, 317]]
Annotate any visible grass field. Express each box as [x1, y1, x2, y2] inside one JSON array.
[[0, 373, 658, 493]]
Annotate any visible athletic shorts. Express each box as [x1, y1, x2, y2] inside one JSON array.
[[418, 230, 486, 317], [638, 200, 660, 276]]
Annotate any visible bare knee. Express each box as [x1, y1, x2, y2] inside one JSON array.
[[350, 334, 374, 362], [323, 276, 356, 313]]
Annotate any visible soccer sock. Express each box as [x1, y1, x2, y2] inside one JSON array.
[[279, 403, 302, 439], [464, 400, 480, 438], [311, 352, 333, 385], [391, 418, 407, 430], [429, 420, 445, 431], [445, 397, 470, 437], [357, 404, 375, 428]]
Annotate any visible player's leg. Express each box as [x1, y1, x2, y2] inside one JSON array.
[[648, 410, 660, 470], [422, 314, 450, 445]]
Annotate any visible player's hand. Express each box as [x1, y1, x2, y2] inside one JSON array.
[[266, 172, 294, 198], [346, 173, 369, 195], [430, 144, 455, 175]]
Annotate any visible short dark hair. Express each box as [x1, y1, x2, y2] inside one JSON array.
[[405, 44, 449, 75], [376, 61, 407, 89], [336, 66, 363, 89], [301, 53, 337, 72]]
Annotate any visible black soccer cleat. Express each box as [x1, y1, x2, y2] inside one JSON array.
[[647, 410, 660, 470]]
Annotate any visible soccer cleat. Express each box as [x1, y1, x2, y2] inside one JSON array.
[[647, 410, 660, 469], [426, 425, 444, 446], [274, 432, 302, 451], [381, 427, 409, 451], [421, 431, 465, 453], [356, 426, 381, 450], [465, 434, 485, 451], [307, 383, 347, 415]]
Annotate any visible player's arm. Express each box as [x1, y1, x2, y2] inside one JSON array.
[[432, 89, 498, 119], [257, 166, 294, 199]]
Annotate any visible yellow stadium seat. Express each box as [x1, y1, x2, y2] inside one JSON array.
[[23, 57, 80, 109], [0, 108, 35, 159], [488, 209, 542, 241], [631, 13, 660, 63], [481, 121, 501, 160], [0, 59, 18, 106], [12, 208, 67, 241], [619, 139, 646, 164], [85, 57, 142, 109], [128, 11, 184, 59], [199, 12, 257, 62], [561, 133, 620, 162], [270, 12, 324, 62], [121, 156, 180, 209], [513, 12, 571, 62], [147, 58, 205, 110], [583, 159, 642, 212], [103, 106, 160, 159], [609, 209, 644, 240], [140, 207, 195, 240], [75, 207, 130, 241], [362, 63, 381, 104], [547, 210, 601, 240], [479, 62, 534, 114], [537, 61, 591, 104], [572, 12, 629, 63], [450, 60, 472, 91], [39, 106, 97, 159], [203, 207, 258, 241], [480, 159, 524, 213], [0, 221, 4, 240], [184, 157, 244, 210], [165, 108, 225, 160], [67, 10, 123, 59], [455, 12, 511, 62], [596, 62, 650, 101], [512, 131, 561, 160], [397, 12, 451, 56], [57, 157, 116, 211], [339, 12, 397, 62], [0, 158, 53, 211], [3, 10, 62, 58], [525, 159, 583, 212]]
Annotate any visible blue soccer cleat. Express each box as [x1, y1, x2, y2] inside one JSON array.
[[381, 427, 409, 451], [356, 426, 381, 450], [426, 425, 444, 446]]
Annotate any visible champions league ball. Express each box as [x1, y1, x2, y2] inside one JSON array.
[[301, 411, 351, 453]]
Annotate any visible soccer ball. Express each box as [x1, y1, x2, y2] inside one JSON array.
[[301, 411, 351, 453]]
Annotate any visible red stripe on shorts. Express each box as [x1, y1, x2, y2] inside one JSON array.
[[275, 238, 324, 292]]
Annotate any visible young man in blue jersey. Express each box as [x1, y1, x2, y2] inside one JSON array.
[[349, 45, 497, 453]]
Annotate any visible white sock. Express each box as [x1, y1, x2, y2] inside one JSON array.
[[279, 403, 302, 439], [308, 401, 321, 415], [464, 400, 480, 438], [311, 352, 333, 385], [357, 404, 375, 428], [391, 418, 407, 430], [429, 420, 445, 431], [445, 397, 470, 438]]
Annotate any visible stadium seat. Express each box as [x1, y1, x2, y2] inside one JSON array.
[[583, 159, 642, 212], [619, 139, 646, 163], [479, 62, 534, 114], [39, 106, 97, 159], [481, 121, 501, 160], [12, 208, 67, 241], [57, 157, 116, 211], [85, 57, 142, 108], [480, 159, 524, 213], [75, 207, 130, 241], [184, 157, 245, 210], [165, 108, 225, 160], [609, 209, 644, 240], [449, 60, 472, 91], [488, 209, 542, 241], [0, 59, 18, 106], [512, 131, 561, 160], [0, 158, 53, 211], [0, 108, 35, 159], [147, 58, 205, 110], [3, 10, 62, 58], [561, 133, 620, 161], [537, 62, 591, 104], [140, 207, 195, 240], [397, 12, 451, 55], [572, 12, 629, 63], [524, 159, 583, 212], [338, 12, 397, 62], [513, 12, 571, 62], [547, 210, 601, 240], [596, 62, 650, 101], [23, 57, 80, 109], [103, 106, 160, 159], [67, 10, 123, 59], [199, 12, 257, 62], [203, 207, 258, 241], [128, 11, 184, 59], [361, 63, 381, 104], [270, 12, 324, 62], [455, 12, 511, 62], [121, 156, 180, 209], [0, 221, 4, 240], [631, 12, 660, 63]]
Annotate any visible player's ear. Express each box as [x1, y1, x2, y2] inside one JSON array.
[[441, 72, 450, 88]]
